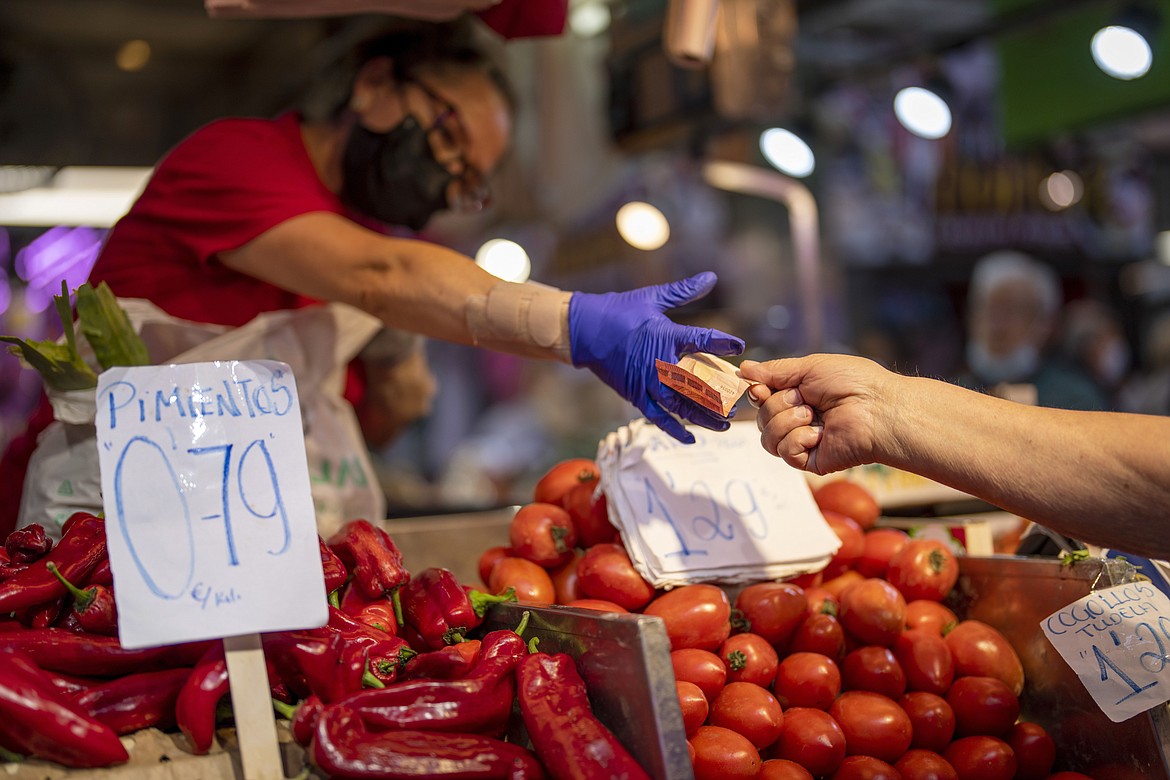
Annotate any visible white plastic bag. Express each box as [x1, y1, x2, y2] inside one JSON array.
[[18, 299, 384, 539]]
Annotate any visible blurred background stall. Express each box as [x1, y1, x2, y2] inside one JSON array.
[[3, 0, 1170, 514]]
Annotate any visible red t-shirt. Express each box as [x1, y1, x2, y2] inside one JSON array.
[[90, 112, 341, 326]]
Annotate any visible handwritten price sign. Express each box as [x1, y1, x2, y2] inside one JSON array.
[[1042, 581, 1170, 722], [96, 361, 327, 649], [598, 420, 840, 587]]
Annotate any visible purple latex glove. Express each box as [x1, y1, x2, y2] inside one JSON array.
[[569, 272, 745, 443]]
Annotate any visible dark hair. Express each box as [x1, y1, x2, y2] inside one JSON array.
[[302, 16, 516, 121]]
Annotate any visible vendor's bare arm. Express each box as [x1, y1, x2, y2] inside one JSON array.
[[218, 212, 568, 360]]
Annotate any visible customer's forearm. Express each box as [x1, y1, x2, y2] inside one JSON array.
[[882, 376, 1170, 559]]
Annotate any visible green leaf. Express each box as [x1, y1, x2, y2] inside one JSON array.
[[0, 336, 97, 390], [75, 281, 149, 369]]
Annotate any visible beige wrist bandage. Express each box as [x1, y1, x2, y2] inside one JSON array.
[[466, 281, 573, 363]]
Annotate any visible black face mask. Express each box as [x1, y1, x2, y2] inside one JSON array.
[[340, 115, 454, 231]]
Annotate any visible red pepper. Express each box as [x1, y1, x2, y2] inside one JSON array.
[[340, 584, 399, 634], [517, 652, 650, 780], [74, 668, 189, 736], [0, 649, 129, 768], [349, 629, 526, 737], [289, 694, 324, 747], [47, 561, 119, 636], [320, 536, 349, 597], [175, 644, 229, 754], [3, 628, 212, 677], [327, 519, 410, 601], [86, 558, 114, 588], [311, 704, 546, 780], [16, 597, 65, 629], [5, 524, 53, 563], [400, 567, 515, 651], [263, 629, 367, 704], [401, 640, 482, 681], [0, 513, 106, 613], [0, 561, 28, 581]]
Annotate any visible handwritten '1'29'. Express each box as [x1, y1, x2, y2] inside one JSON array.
[[643, 473, 770, 559]]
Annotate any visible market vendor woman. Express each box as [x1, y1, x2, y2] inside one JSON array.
[[0, 18, 742, 536]]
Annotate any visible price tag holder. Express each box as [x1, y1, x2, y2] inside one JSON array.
[[597, 419, 840, 587], [1041, 581, 1170, 722]]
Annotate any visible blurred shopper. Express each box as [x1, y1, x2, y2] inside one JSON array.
[[741, 353, 1170, 560], [955, 251, 1106, 410], [1120, 309, 1170, 416], [0, 17, 741, 537], [1060, 298, 1131, 407]]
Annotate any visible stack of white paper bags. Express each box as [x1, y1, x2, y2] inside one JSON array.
[[596, 419, 841, 589]]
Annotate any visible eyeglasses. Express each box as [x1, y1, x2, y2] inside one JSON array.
[[412, 79, 491, 213]]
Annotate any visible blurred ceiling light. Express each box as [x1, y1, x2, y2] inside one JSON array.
[[0, 166, 152, 228], [570, 1, 611, 37], [893, 86, 952, 139], [759, 128, 815, 178], [1039, 170, 1084, 211], [475, 238, 531, 283], [616, 201, 670, 250], [1091, 26, 1152, 80], [116, 40, 152, 72]]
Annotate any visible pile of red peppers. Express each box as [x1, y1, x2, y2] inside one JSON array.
[[0, 515, 651, 780]]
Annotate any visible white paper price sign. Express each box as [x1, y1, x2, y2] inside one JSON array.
[[96, 360, 327, 649], [1042, 581, 1170, 722], [597, 419, 840, 587]]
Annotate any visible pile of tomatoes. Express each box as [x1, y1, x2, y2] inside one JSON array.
[[475, 461, 1096, 780]]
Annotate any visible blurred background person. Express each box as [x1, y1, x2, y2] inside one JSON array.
[[1059, 298, 1132, 409], [954, 250, 1106, 411], [1120, 308, 1170, 417]]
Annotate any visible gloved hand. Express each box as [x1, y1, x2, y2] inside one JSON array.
[[569, 272, 745, 443]]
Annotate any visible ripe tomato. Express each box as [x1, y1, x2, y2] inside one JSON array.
[[905, 600, 959, 636], [533, 458, 600, 505], [562, 481, 618, 547], [509, 503, 577, 568], [894, 749, 958, 780], [769, 707, 846, 777], [549, 549, 583, 604], [789, 613, 847, 661], [477, 545, 511, 587], [805, 586, 840, 616], [943, 736, 1016, 780], [773, 651, 841, 710], [676, 680, 709, 737], [687, 740, 696, 764], [576, 543, 655, 611], [829, 691, 913, 764], [691, 725, 762, 780], [1008, 722, 1055, 780], [813, 479, 880, 530], [946, 676, 1020, 738], [564, 598, 627, 613], [829, 755, 902, 779], [734, 582, 808, 650], [823, 570, 865, 599], [720, 632, 780, 687], [842, 646, 907, 699], [488, 557, 555, 605], [886, 540, 959, 602], [761, 758, 815, 780], [788, 571, 824, 589], [671, 648, 728, 702], [856, 528, 911, 579], [839, 579, 907, 647], [823, 511, 866, 578], [644, 584, 731, 652], [710, 681, 785, 750], [898, 692, 955, 753], [893, 628, 955, 696], [943, 620, 1025, 696]]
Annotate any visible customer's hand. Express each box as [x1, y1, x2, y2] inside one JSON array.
[[739, 354, 897, 474], [569, 272, 745, 443]]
